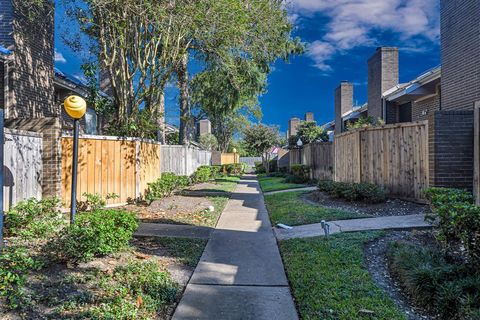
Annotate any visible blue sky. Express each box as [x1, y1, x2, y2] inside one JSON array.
[[54, 0, 441, 134]]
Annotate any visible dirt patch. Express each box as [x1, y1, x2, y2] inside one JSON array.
[[364, 231, 436, 320], [123, 195, 216, 225], [304, 191, 430, 217]]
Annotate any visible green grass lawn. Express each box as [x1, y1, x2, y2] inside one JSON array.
[[185, 175, 241, 193], [280, 232, 406, 320], [258, 175, 307, 192], [264, 191, 362, 226]]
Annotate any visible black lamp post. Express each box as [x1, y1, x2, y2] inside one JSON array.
[[63, 96, 87, 224]]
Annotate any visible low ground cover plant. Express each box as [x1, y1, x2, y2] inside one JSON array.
[[388, 241, 480, 319], [191, 165, 214, 183], [318, 180, 386, 203]]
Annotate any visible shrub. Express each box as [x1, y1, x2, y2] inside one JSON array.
[[146, 173, 191, 201], [77, 192, 119, 212], [254, 161, 265, 174], [191, 166, 213, 184], [225, 163, 245, 175], [48, 210, 138, 263], [424, 187, 480, 263], [388, 241, 480, 319], [5, 197, 65, 239], [290, 164, 310, 183], [318, 180, 386, 204], [0, 246, 42, 309]]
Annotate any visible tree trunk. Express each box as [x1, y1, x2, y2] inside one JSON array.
[[178, 52, 191, 145], [157, 91, 166, 143]]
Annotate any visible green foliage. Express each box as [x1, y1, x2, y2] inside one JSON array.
[[346, 115, 385, 131], [290, 121, 328, 147], [5, 197, 65, 239], [388, 241, 480, 319], [289, 164, 310, 184], [191, 166, 214, 184], [318, 180, 386, 204], [280, 232, 405, 319], [254, 161, 266, 174], [424, 187, 480, 264], [0, 246, 43, 309], [166, 132, 179, 145], [77, 192, 119, 212], [106, 107, 161, 139], [199, 133, 218, 151], [146, 173, 191, 202], [48, 210, 138, 263], [225, 163, 245, 175], [243, 124, 280, 173], [85, 260, 177, 319], [258, 175, 307, 193]]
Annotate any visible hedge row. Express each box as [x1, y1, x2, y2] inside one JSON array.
[[318, 180, 386, 203]]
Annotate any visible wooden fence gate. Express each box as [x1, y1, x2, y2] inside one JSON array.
[[334, 121, 429, 200]]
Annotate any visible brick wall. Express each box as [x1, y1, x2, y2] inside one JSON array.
[[368, 47, 399, 120], [440, 0, 480, 111], [412, 95, 440, 121], [305, 112, 314, 123], [385, 101, 398, 124], [429, 110, 474, 190], [0, 1, 61, 198], [334, 81, 353, 133]]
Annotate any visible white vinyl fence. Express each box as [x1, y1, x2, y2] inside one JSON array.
[[161, 145, 212, 176], [4, 129, 43, 210]]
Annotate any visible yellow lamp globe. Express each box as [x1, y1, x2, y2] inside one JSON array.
[[64, 95, 87, 119], [232, 148, 237, 154]]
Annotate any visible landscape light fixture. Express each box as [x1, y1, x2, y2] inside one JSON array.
[[296, 138, 303, 147], [64, 95, 87, 224]]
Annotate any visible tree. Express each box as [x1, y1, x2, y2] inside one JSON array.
[[288, 121, 328, 148], [199, 133, 218, 151], [243, 124, 280, 173], [178, 0, 303, 144], [65, 0, 199, 131]]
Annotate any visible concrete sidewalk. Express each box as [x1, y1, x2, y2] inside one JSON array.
[[275, 214, 433, 240], [172, 174, 298, 320]]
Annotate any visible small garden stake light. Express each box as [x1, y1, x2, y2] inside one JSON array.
[[64, 95, 87, 224]]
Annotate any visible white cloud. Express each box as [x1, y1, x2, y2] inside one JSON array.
[[54, 50, 67, 63], [289, 0, 439, 71], [307, 41, 335, 71]]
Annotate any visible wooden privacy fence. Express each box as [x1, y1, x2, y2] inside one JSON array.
[[301, 142, 334, 180], [334, 121, 429, 200], [161, 145, 211, 176], [4, 129, 43, 210], [212, 152, 239, 165], [289, 149, 301, 167], [61, 135, 161, 207], [239, 157, 262, 166]]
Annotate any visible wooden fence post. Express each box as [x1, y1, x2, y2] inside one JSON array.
[[474, 102, 480, 205]]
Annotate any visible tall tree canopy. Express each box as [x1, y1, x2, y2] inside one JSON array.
[[64, 0, 302, 142]]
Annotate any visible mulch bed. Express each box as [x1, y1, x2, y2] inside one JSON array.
[[123, 195, 216, 225], [364, 231, 437, 320], [303, 191, 431, 217]]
